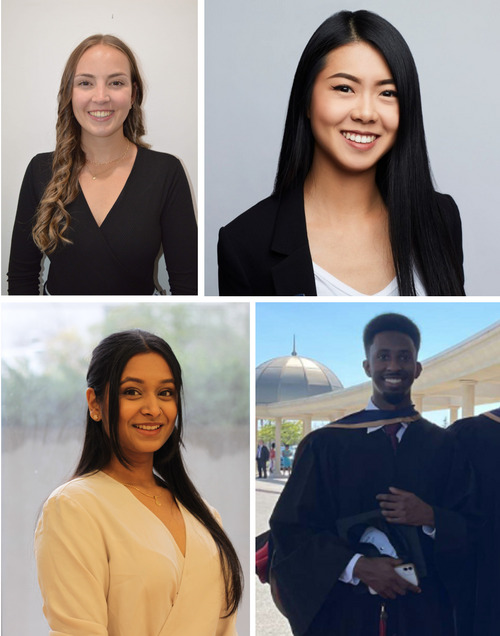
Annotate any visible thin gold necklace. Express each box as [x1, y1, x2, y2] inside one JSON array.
[[125, 483, 162, 506], [85, 139, 130, 180]]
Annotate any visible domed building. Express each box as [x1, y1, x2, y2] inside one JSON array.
[[256, 340, 343, 404]]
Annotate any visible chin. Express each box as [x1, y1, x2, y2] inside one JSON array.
[[382, 392, 407, 406]]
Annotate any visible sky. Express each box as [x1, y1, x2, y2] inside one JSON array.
[[256, 300, 500, 389]]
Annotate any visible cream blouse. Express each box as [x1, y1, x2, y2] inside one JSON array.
[[35, 471, 237, 636]]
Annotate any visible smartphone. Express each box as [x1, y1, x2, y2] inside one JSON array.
[[369, 563, 418, 595]]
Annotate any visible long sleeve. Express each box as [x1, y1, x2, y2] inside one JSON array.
[[269, 433, 355, 635], [217, 225, 253, 296], [35, 492, 110, 636], [7, 156, 47, 294], [160, 158, 198, 295]]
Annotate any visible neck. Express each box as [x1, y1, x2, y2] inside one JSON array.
[[104, 454, 157, 489], [305, 154, 382, 220], [81, 129, 129, 164]]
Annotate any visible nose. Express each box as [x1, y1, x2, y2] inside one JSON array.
[[92, 82, 110, 103], [140, 398, 162, 417], [350, 92, 378, 124], [386, 355, 402, 372]]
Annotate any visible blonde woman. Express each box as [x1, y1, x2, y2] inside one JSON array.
[[8, 35, 197, 295]]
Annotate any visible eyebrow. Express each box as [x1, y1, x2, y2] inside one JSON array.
[[327, 72, 396, 86], [74, 72, 130, 79], [120, 377, 175, 385]]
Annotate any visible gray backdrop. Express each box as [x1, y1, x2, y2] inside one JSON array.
[[205, 0, 499, 296]]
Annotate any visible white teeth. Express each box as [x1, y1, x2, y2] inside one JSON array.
[[134, 424, 161, 431], [385, 378, 402, 384], [343, 132, 376, 144], [90, 111, 112, 118]]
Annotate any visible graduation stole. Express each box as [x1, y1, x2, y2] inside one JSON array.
[[484, 409, 500, 423], [326, 404, 421, 429]]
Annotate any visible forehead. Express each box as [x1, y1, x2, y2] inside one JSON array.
[[121, 352, 172, 378], [75, 44, 131, 75], [370, 330, 417, 354], [320, 41, 392, 80]]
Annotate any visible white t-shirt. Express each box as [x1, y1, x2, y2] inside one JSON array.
[[313, 262, 427, 296]]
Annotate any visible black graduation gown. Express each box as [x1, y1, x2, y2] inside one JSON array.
[[269, 416, 476, 636], [449, 409, 500, 636]]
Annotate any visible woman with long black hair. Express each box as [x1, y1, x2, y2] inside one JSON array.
[[218, 10, 465, 296], [35, 330, 242, 635]]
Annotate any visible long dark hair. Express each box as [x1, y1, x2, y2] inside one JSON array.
[[274, 10, 464, 295], [73, 329, 243, 615]]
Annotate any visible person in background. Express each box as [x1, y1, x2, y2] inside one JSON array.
[[257, 439, 270, 478], [449, 407, 500, 635]]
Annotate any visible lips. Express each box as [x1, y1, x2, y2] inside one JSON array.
[[132, 424, 162, 431], [342, 131, 379, 144], [88, 110, 114, 121]]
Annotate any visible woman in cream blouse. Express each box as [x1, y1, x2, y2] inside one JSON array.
[[35, 329, 242, 635]]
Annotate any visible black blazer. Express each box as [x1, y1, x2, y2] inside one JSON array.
[[217, 186, 464, 296]]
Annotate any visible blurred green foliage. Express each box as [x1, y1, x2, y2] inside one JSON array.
[[257, 420, 303, 445], [2, 303, 249, 455]]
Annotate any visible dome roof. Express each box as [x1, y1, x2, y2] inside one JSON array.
[[256, 343, 343, 404]]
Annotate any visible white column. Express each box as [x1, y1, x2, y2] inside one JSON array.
[[460, 380, 477, 418], [449, 406, 459, 425], [274, 417, 282, 477], [412, 393, 424, 413], [302, 415, 312, 438]]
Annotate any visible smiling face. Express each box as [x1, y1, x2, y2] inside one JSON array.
[[363, 331, 422, 410], [308, 41, 399, 175], [72, 44, 135, 144], [88, 352, 178, 463]]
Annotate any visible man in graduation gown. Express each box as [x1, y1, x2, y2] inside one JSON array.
[[449, 408, 500, 636], [269, 313, 476, 636]]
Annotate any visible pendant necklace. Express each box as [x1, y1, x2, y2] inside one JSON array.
[[125, 483, 162, 506], [86, 139, 130, 180]]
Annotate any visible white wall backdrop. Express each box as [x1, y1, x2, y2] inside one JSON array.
[[205, 0, 500, 296], [2, 0, 198, 294]]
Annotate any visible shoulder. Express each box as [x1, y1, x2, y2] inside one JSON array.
[[435, 192, 461, 231], [136, 146, 183, 171], [42, 472, 108, 510], [23, 152, 54, 182], [450, 409, 500, 435], [219, 192, 279, 241]]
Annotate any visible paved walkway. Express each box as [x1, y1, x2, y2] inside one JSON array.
[[255, 473, 293, 635]]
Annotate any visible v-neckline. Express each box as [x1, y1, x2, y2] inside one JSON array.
[[100, 470, 187, 558], [78, 146, 140, 229]]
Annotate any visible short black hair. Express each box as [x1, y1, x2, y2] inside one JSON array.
[[363, 313, 421, 354]]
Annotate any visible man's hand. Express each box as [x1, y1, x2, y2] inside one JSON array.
[[376, 487, 435, 526], [353, 556, 421, 599]]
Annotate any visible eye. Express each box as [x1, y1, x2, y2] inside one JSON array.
[[122, 387, 140, 397], [332, 84, 354, 93], [76, 80, 92, 87], [381, 89, 398, 98], [159, 388, 176, 399], [110, 80, 125, 87]]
